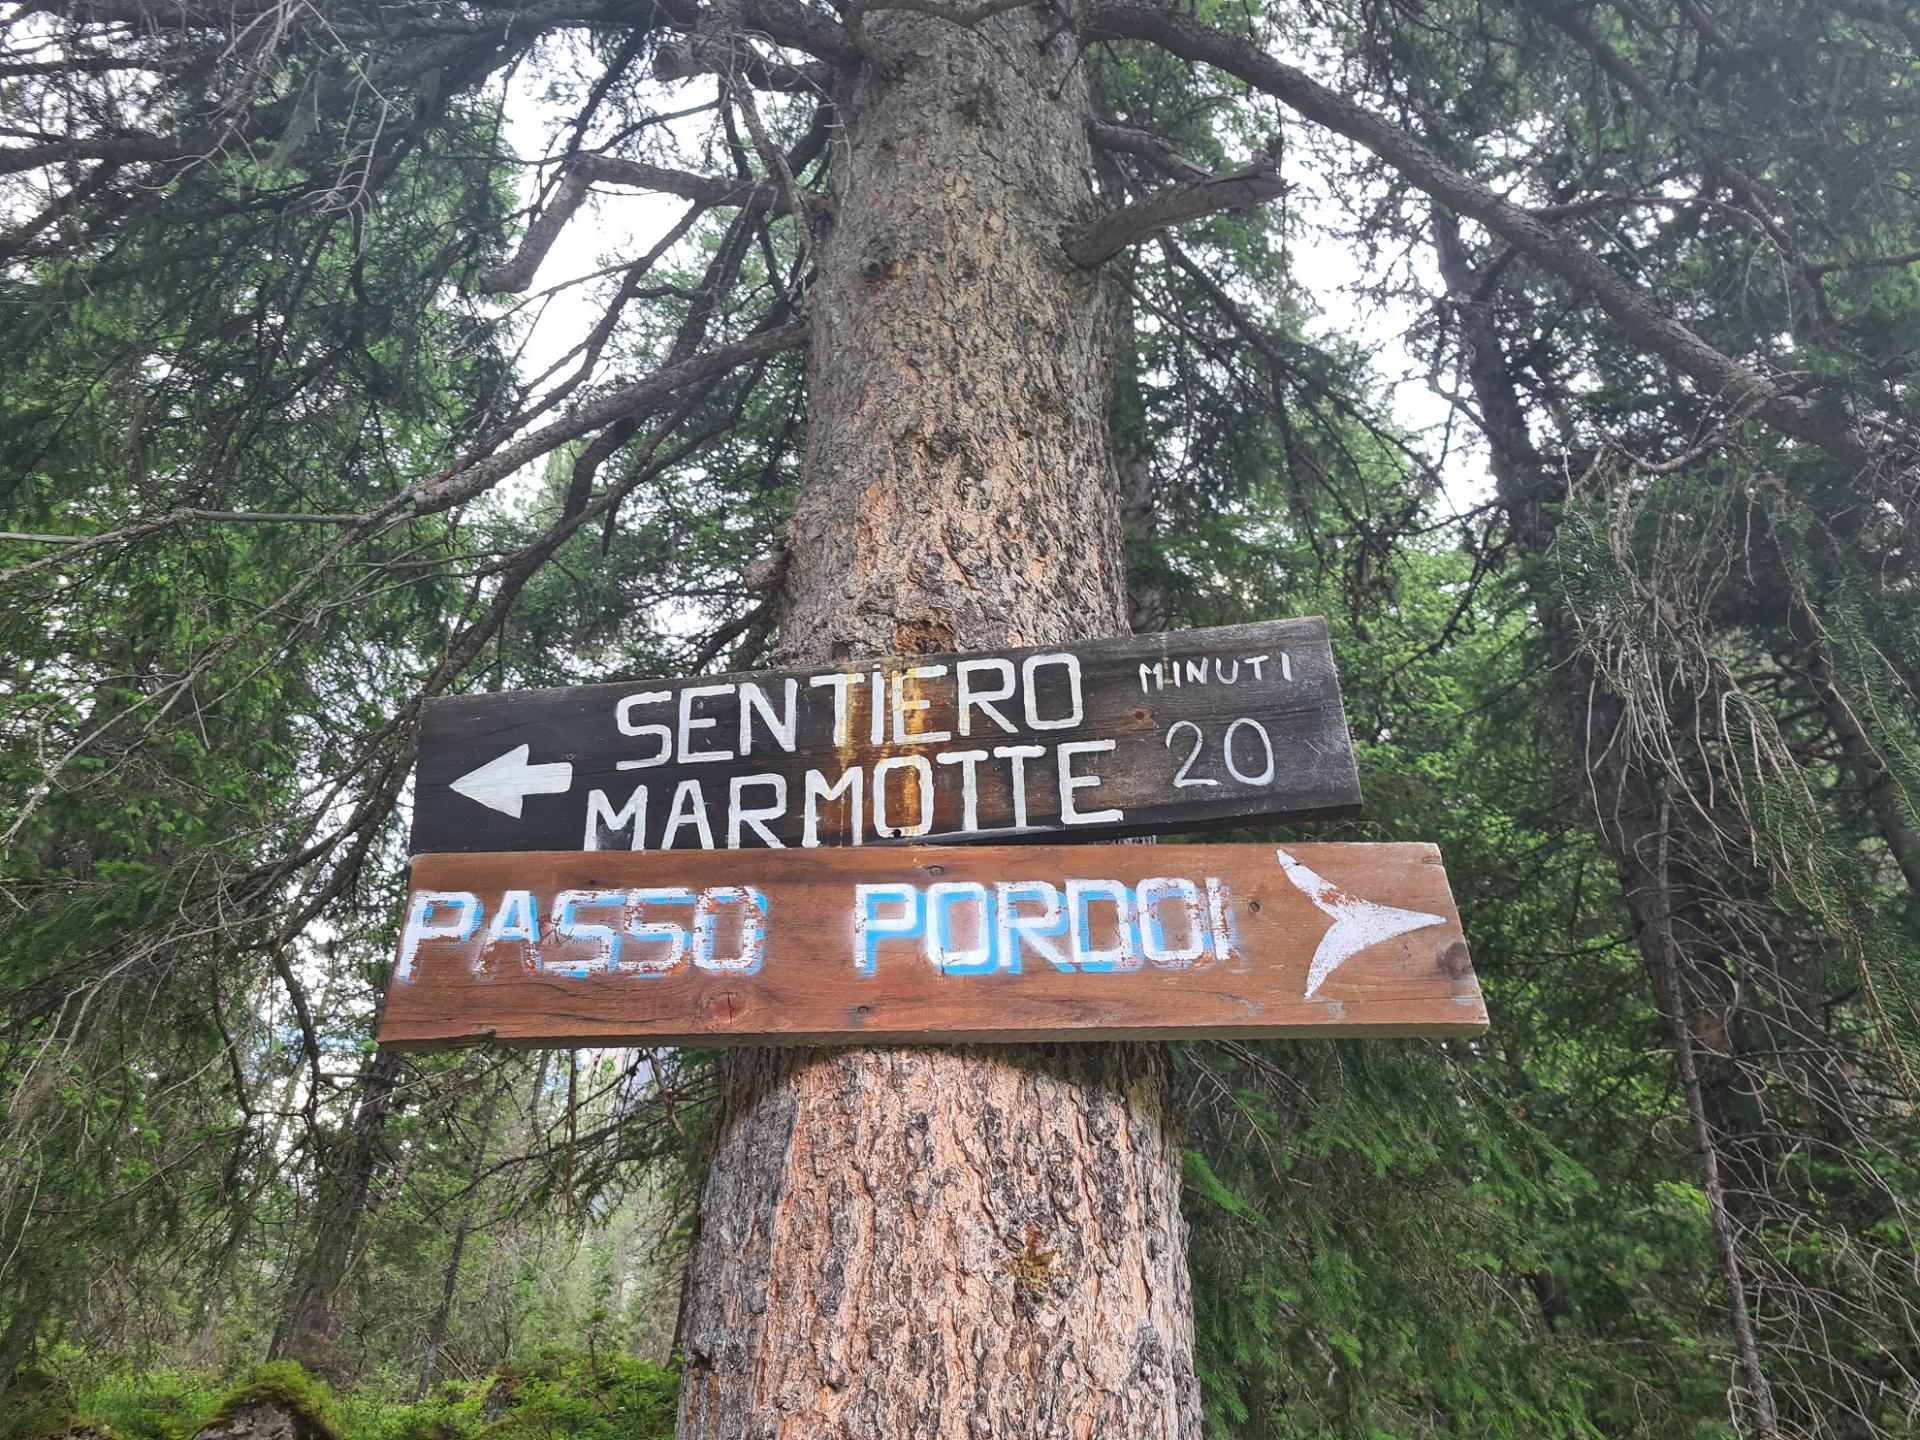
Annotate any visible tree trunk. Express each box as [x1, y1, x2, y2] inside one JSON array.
[[1431, 206, 1783, 1439], [1803, 628, 1920, 904], [676, 15, 1200, 1438], [416, 1072, 504, 1401], [270, 1047, 405, 1369]]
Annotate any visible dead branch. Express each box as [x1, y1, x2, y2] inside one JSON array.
[[1081, 2, 1895, 471], [1062, 158, 1287, 266], [1088, 120, 1211, 181], [409, 321, 809, 513]]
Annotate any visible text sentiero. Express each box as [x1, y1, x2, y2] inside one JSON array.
[[409, 619, 1363, 855], [601, 650, 1130, 847], [376, 844, 1485, 1049]]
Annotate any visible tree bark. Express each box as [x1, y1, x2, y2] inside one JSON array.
[[270, 1048, 405, 1369], [1645, 803, 1783, 1440], [1803, 629, 1920, 903], [1431, 206, 1783, 1439], [676, 14, 1199, 1439]]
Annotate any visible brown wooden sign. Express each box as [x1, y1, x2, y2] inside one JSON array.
[[409, 618, 1361, 855], [377, 843, 1483, 1049]]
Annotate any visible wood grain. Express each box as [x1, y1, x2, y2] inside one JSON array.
[[378, 842, 1484, 1049], [409, 617, 1362, 854]]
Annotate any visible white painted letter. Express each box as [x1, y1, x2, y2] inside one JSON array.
[[1021, 653, 1083, 730], [1206, 877, 1239, 965], [660, 778, 715, 850], [956, 658, 1018, 736], [740, 678, 799, 755], [809, 672, 858, 745], [936, 749, 988, 831], [873, 755, 934, 837], [677, 683, 736, 763], [397, 891, 481, 982], [1057, 739, 1122, 825], [727, 774, 788, 848], [585, 784, 647, 850], [992, 744, 1046, 830], [614, 690, 672, 768], [891, 664, 952, 745], [803, 767, 863, 847]]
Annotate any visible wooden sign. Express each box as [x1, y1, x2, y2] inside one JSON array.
[[409, 619, 1361, 855], [376, 843, 1483, 1049]]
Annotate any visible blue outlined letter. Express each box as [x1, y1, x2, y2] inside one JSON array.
[[854, 883, 921, 975], [397, 891, 481, 982], [927, 881, 996, 974], [1067, 879, 1140, 973], [995, 881, 1070, 973], [692, 886, 768, 975], [623, 888, 694, 976], [548, 889, 625, 975], [1137, 876, 1206, 968]]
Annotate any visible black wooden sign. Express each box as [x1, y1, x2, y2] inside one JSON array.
[[410, 618, 1361, 855]]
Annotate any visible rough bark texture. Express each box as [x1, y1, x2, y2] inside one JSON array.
[[776, 15, 1129, 659], [270, 1048, 403, 1368], [1432, 207, 1783, 1438], [676, 14, 1199, 1439]]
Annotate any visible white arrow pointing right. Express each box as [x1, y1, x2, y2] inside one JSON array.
[[449, 743, 574, 819], [1276, 847, 1447, 998]]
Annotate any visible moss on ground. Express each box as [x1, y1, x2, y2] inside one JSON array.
[[3, 1355, 672, 1440], [0, 1369, 82, 1440], [200, 1365, 339, 1440]]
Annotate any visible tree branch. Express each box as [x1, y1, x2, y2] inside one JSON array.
[[0, 130, 220, 176], [1082, 2, 1888, 469], [575, 154, 820, 215], [408, 322, 811, 513], [653, 35, 833, 91], [479, 155, 822, 295], [1087, 120, 1211, 181], [478, 171, 594, 296], [665, 0, 865, 68], [1062, 158, 1287, 266]]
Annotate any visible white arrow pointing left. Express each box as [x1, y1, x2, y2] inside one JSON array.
[[449, 744, 574, 819]]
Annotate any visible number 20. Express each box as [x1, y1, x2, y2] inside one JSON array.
[[1166, 717, 1276, 788]]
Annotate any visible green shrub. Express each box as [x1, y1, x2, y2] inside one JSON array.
[[0, 1368, 77, 1440], [77, 1370, 220, 1440], [352, 1379, 487, 1440], [476, 1358, 675, 1440]]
